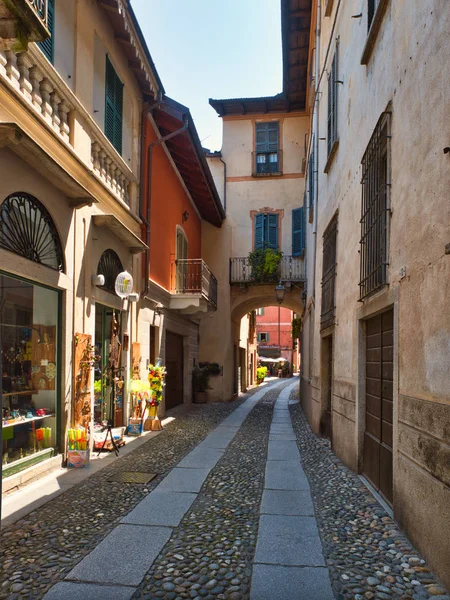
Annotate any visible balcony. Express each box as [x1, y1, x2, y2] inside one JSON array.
[[230, 255, 305, 285], [170, 259, 218, 314], [0, 43, 134, 206], [252, 150, 283, 177], [0, 0, 50, 50]]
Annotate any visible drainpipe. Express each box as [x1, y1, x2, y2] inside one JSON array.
[[219, 156, 227, 212], [311, 0, 321, 300], [142, 114, 189, 299]]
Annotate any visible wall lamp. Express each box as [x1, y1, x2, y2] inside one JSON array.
[[275, 281, 285, 305], [182, 210, 189, 223]]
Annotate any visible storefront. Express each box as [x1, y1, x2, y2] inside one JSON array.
[[1, 192, 65, 479]]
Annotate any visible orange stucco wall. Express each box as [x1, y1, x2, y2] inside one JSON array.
[[142, 118, 201, 291]]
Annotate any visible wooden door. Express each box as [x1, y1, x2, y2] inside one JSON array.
[[165, 331, 184, 410], [363, 310, 394, 503]]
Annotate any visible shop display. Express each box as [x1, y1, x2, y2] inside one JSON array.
[[145, 361, 166, 431], [1, 275, 59, 473], [67, 427, 89, 468]]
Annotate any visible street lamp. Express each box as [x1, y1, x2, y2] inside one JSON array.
[[275, 281, 285, 304]]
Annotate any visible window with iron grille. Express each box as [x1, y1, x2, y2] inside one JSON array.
[[320, 214, 338, 329], [255, 122, 280, 174], [327, 49, 339, 158], [359, 112, 391, 300]]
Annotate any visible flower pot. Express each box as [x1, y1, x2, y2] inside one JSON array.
[[194, 391, 208, 404]]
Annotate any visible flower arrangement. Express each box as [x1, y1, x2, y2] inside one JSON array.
[[148, 362, 166, 408]]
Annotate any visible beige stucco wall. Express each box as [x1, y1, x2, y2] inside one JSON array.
[[302, 0, 450, 587]]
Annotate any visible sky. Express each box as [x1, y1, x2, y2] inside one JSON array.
[[131, 0, 283, 151]]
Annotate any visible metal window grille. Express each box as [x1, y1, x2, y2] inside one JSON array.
[[321, 215, 338, 329], [359, 112, 391, 300], [327, 49, 338, 157]]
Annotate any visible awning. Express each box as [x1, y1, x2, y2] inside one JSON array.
[[259, 356, 287, 363], [92, 214, 148, 254]]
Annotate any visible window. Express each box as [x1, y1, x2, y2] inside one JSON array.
[[97, 249, 123, 294], [308, 144, 315, 222], [368, 0, 380, 30], [327, 49, 339, 159], [255, 122, 280, 175], [0, 192, 64, 271], [105, 55, 123, 154], [254, 213, 279, 250], [256, 308, 265, 316], [359, 112, 391, 300], [321, 215, 338, 329], [38, 0, 54, 63], [292, 207, 305, 257], [176, 228, 188, 292], [257, 332, 269, 343]]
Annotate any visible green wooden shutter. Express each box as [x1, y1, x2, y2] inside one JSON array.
[[267, 213, 279, 249], [267, 122, 279, 152], [292, 207, 304, 256], [38, 0, 54, 63], [254, 213, 265, 250], [256, 123, 269, 153], [105, 56, 123, 154]]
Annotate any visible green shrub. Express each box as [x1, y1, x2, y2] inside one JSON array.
[[256, 366, 268, 384], [248, 248, 282, 283]]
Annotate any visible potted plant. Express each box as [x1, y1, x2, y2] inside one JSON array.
[[256, 366, 268, 385], [192, 365, 211, 403], [248, 247, 283, 283]]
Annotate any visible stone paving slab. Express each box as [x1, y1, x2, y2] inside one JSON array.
[[197, 435, 234, 449], [267, 440, 301, 461], [261, 489, 314, 516], [43, 582, 137, 600], [176, 447, 224, 469], [66, 524, 172, 586], [156, 467, 210, 493], [268, 433, 297, 441], [120, 491, 197, 527], [265, 460, 310, 491], [250, 564, 334, 600], [254, 514, 326, 567]]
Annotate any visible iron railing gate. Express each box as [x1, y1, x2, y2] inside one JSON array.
[[321, 215, 338, 329]]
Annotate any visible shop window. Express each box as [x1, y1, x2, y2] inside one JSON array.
[[97, 249, 123, 294], [0, 192, 64, 272], [94, 304, 123, 427], [1, 274, 60, 477]]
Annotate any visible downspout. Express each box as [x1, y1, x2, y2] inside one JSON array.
[[142, 114, 189, 299], [219, 156, 227, 212], [312, 0, 321, 300]]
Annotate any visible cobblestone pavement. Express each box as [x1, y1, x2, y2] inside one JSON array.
[[289, 391, 449, 600], [1, 380, 448, 600], [0, 387, 266, 600]]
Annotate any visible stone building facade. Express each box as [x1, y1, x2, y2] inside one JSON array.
[[301, 0, 450, 587]]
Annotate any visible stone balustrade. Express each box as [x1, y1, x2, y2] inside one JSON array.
[[0, 45, 132, 206]]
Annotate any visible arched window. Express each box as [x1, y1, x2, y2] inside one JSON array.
[[97, 249, 123, 294], [0, 192, 64, 271]]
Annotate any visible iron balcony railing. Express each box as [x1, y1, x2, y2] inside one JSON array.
[[230, 255, 306, 285], [173, 259, 218, 309], [252, 150, 283, 177], [27, 0, 49, 27]]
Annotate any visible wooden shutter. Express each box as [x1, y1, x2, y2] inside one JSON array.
[[267, 213, 279, 249], [254, 213, 265, 250], [327, 50, 338, 156], [105, 56, 123, 154], [256, 122, 279, 152], [38, 0, 54, 63], [292, 207, 304, 257]]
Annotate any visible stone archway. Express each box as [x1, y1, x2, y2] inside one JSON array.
[[231, 283, 304, 323]]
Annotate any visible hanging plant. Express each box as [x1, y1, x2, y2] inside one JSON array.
[[292, 317, 302, 340]]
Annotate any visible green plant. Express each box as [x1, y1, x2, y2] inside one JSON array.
[[192, 366, 211, 392], [248, 248, 282, 283], [198, 361, 221, 376], [256, 366, 268, 384], [93, 379, 102, 395], [292, 317, 302, 340]]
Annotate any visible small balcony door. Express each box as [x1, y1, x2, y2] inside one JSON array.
[[176, 228, 188, 292]]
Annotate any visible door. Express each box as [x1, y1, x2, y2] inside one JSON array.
[[320, 336, 333, 440], [363, 310, 394, 503], [165, 331, 184, 410], [176, 229, 188, 292]]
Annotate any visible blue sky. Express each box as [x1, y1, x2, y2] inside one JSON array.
[[131, 0, 283, 151]]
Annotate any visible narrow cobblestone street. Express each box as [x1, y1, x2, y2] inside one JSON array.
[[1, 379, 448, 600]]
